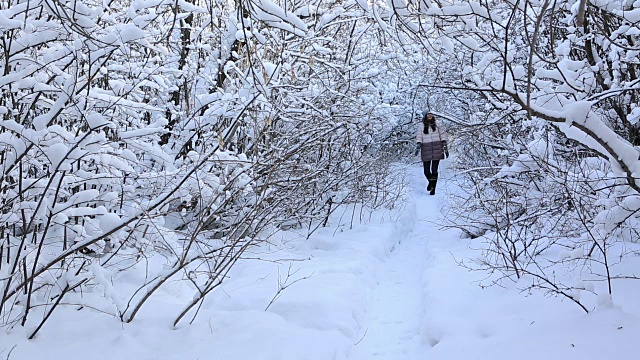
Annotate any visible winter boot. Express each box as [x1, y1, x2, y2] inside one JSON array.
[[429, 178, 438, 196], [427, 179, 434, 192]]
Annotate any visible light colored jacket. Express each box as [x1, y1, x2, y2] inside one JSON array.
[[416, 125, 448, 161]]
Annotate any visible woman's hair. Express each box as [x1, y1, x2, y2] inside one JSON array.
[[422, 112, 436, 134]]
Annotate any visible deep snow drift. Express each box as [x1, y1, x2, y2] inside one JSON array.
[[2, 163, 638, 359]]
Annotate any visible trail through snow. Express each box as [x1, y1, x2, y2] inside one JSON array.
[[349, 164, 640, 360], [4, 164, 639, 360], [350, 166, 447, 360]]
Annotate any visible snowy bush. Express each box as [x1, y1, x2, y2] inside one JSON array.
[[0, 0, 407, 335], [387, 0, 640, 311]]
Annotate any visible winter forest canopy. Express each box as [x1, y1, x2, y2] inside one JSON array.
[[1, 0, 640, 337]]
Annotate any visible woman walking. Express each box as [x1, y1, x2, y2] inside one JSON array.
[[415, 110, 449, 195]]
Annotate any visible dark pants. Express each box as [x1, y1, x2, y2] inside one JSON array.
[[423, 160, 440, 180]]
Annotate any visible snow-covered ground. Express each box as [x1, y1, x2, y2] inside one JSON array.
[[2, 163, 639, 359]]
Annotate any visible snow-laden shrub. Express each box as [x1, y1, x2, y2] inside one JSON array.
[[384, 0, 640, 311], [0, 0, 407, 335]]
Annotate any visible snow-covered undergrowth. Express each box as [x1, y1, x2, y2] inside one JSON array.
[[2, 164, 638, 359], [421, 227, 640, 360], [0, 184, 414, 359], [448, 114, 640, 314]]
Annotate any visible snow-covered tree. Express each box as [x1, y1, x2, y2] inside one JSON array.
[[0, 0, 407, 334]]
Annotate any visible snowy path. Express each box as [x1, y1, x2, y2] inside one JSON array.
[[350, 167, 445, 360], [350, 165, 640, 360], [5, 164, 638, 360]]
